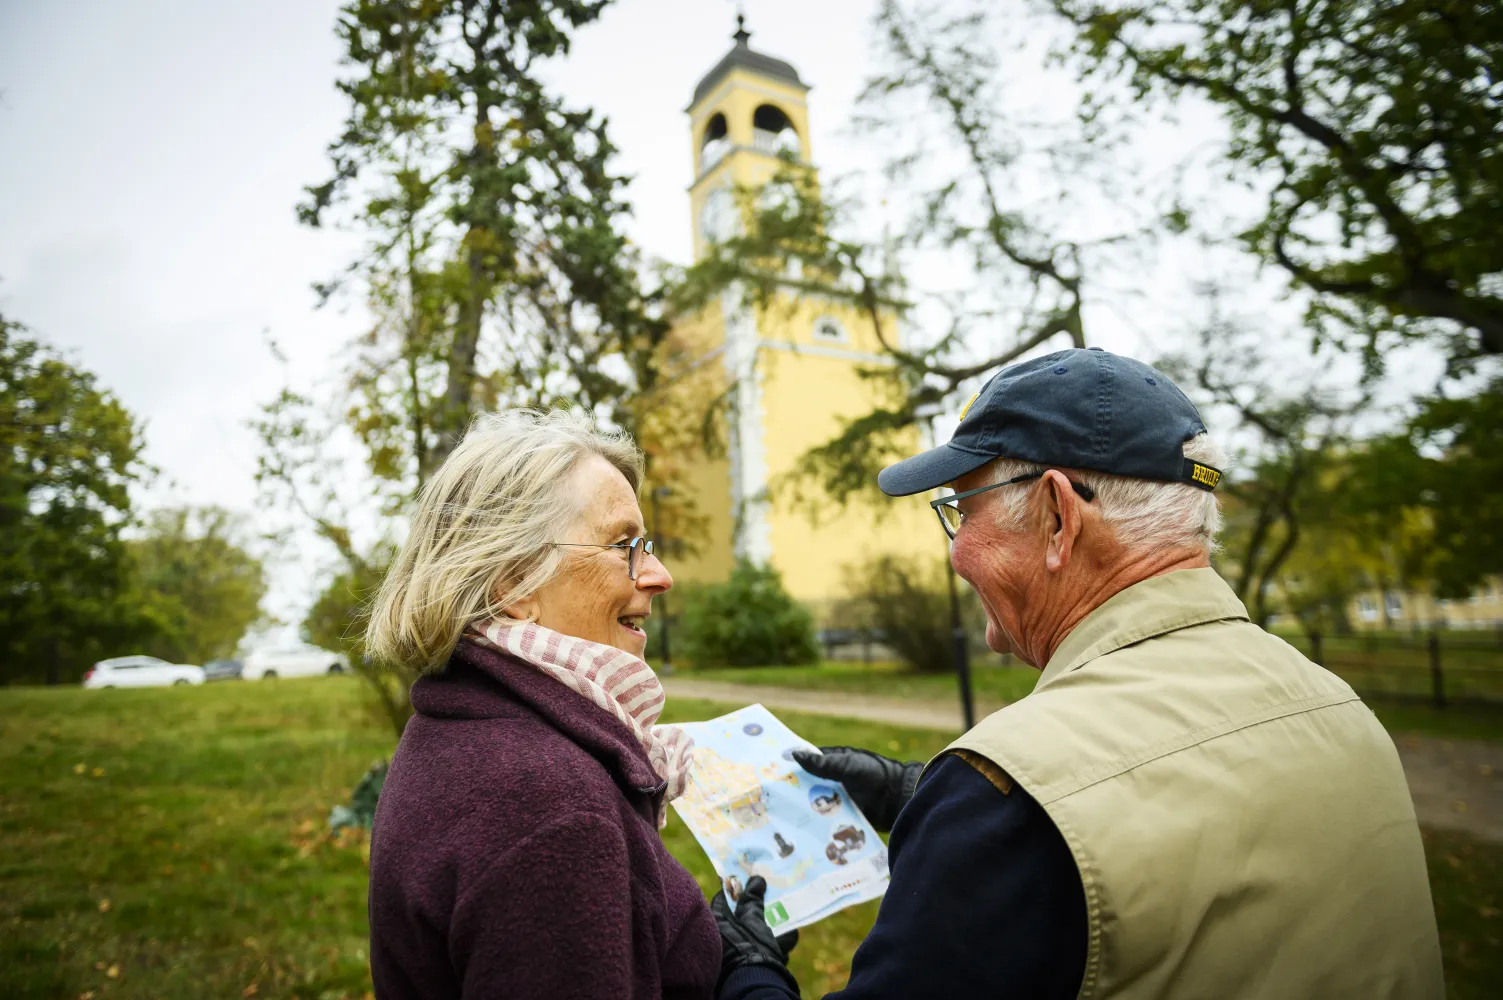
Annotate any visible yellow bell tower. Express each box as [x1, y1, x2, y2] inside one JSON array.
[[664, 18, 937, 610]]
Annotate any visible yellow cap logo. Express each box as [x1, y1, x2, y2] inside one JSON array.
[[959, 392, 980, 422], [1190, 463, 1222, 489]]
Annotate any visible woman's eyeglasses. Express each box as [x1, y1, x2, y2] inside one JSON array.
[[930, 472, 1095, 540], [550, 536, 656, 580]]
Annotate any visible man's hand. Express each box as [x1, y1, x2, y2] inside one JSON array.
[[791, 746, 924, 833], [711, 875, 800, 994]]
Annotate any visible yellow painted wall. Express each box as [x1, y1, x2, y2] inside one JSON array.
[[637, 303, 737, 586], [753, 296, 941, 605]]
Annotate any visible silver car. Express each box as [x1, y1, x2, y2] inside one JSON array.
[[242, 644, 348, 680]]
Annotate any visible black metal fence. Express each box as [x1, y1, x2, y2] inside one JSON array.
[[1276, 629, 1503, 707]]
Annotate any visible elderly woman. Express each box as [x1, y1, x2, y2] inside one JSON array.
[[364, 410, 719, 1000]]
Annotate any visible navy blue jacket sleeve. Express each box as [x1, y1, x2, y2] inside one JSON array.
[[718, 753, 1088, 1000]]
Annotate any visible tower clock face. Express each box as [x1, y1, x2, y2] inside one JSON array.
[[699, 188, 738, 244]]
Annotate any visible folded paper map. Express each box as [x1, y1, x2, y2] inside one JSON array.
[[670, 704, 889, 932]]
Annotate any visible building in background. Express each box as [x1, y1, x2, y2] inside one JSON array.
[[654, 20, 940, 611], [1348, 578, 1503, 632]]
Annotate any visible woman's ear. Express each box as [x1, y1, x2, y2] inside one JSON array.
[[504, 602, 538, 623], [499, 586, 540, 623]]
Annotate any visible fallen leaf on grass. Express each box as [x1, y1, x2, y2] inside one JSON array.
[[97, 899, 110, 913], [73, 763, 86, 775], [91, 768, 104, 778], [78, 992, 95, 999], [242, 984, 258, 997], [105, 964, 119, 979]]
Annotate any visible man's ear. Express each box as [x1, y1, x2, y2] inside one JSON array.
[[1040, 469, 1083, 574]]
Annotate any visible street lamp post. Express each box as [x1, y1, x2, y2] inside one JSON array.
[[651, 486, 673, 673], [915, 403, 976, 732]]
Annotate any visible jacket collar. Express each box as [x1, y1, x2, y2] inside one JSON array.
[[1037, 567, 1248, 690], [412, 639, 667, 801]]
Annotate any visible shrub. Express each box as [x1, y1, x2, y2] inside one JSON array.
[[679, 560, 821, 667], [839, 554, 985, 673]]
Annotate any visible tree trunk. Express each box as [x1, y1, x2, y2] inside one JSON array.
[[432, 250, 487, 469]]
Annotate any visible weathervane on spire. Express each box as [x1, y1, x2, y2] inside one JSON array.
[[731, 1, 750, 46]]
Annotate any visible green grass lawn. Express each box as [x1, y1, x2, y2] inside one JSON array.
[[2, 677, 1499, 999]]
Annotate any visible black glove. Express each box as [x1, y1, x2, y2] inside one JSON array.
[[710, 875, 800, 995], [791, 745, 923, 833]]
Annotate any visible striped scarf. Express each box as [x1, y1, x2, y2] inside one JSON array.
[[465, 619, 693, 828]]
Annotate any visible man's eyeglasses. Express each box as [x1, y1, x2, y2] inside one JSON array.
[[930, 472, 1095, 540], [551, 536, 656, 580]]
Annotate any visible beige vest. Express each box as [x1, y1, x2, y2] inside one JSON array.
[[949, 568, 1443, 1000]]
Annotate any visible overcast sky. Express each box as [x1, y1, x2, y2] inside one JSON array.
[[0, 0, 1443, 630]]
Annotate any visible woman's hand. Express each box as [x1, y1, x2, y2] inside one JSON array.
[[711, 876, 800, 993]]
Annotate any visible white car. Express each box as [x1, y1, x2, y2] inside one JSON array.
[[84, 655, 205, 689], [242, 644, 349, 680]]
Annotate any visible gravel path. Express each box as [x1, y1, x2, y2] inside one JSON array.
[[665, 678, 999, 731], [1393, 735, 1503, 842], [664, 678, 1503, 841]]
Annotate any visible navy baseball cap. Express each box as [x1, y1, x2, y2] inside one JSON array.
[[878, 347, 1222, 496]]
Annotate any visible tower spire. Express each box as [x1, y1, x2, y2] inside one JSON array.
[[733, 13, 750, 47]]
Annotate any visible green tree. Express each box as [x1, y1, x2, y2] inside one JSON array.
[[265, 0, 674, 726], [1159, 317, 1379, 628], [1343, 379, 1503, 598], [837, 554, 984, 673], [298, 0, 667, 487], [0, 313, 145, 685], [678, 561, 820, 668], [1050, 0, 1503, 368], [302, 548, 410, 735], [125, 507, 267, 665]]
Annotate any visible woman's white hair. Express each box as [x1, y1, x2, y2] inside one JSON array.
[[985, 434, 1226, 552], [367, 408, 644, 674]]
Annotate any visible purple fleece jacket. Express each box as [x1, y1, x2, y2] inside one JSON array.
[[368, 639, 721, 1000]]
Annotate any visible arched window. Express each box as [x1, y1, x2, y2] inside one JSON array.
[[813, 316, 847, 343], [752, 104, 800, 156], [701, 112, 730, 170]]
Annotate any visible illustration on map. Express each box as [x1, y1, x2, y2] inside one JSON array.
[[669, 704, 890, 933], [825, 825, 867, 865], [809, 784, 843, 815]]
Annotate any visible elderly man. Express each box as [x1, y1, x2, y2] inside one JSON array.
[[712, 348, 1443, 999]]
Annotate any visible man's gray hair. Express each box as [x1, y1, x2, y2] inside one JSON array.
[[986, 434, 1225, 552]]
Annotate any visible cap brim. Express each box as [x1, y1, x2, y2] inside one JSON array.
[[877, 443, 994, 497]]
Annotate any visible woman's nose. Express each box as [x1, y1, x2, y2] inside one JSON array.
[[636, 551, 672, 592]]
